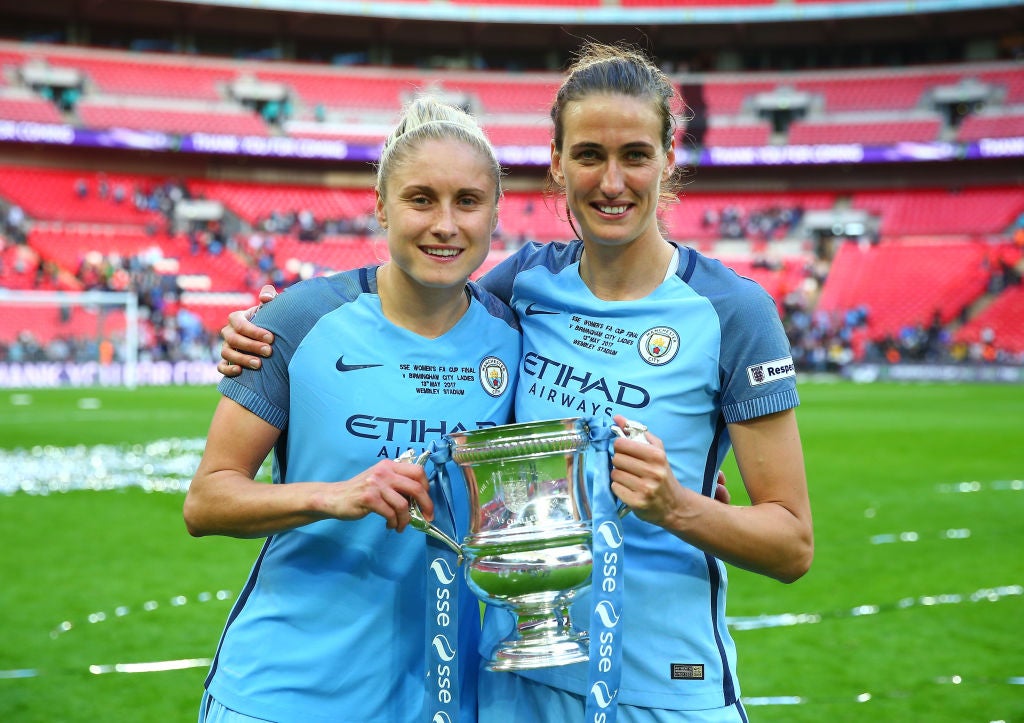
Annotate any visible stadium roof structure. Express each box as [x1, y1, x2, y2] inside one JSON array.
[[1, 0, 1021, 171], [2, 0, 1021, 61], [151, 0, 1023, 26]]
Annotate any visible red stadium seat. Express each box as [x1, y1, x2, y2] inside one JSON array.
[[815, 238, 993, 339]]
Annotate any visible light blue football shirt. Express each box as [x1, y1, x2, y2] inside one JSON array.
[[479, 240, 799, 711], [206, 266, 520, 723]]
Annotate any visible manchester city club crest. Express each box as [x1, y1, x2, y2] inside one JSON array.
[[638, 326, 680, 366], [478, 356, 509, 397]]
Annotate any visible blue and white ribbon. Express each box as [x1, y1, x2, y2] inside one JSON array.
[[423, 441, 461, 723], [582, 418, 625, 723]]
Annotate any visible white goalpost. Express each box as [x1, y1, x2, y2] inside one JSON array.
[[0, 289, 140, 389]]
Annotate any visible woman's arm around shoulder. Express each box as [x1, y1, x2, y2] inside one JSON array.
[[218, 285, 278, 376]]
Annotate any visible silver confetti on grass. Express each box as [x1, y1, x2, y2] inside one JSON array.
[[0, 439, 208, 495]]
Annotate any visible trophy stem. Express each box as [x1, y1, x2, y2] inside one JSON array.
[[486, 601, 589, 671]]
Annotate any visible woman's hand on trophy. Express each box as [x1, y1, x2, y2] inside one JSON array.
[[218, 284, 280, 376], [326, 458, 435, 533], [609, 415, 696, 529], [606, 413, 729, 528]]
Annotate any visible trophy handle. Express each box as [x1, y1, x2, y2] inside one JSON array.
[[398, 449, 464, 560], [612, 419, 649, 442], [609, 419, 651, 518]]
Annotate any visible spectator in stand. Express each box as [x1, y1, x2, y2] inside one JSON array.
[[3, 204, 27, 244]]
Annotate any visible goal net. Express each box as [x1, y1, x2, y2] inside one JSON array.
[[0, 289, 140, 388]]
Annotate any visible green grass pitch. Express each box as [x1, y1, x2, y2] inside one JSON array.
[[0, 381, 1021, 722]]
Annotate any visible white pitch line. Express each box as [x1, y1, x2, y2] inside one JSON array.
[[728, 584, 1022, 630], [50, 589, 234, 638], [89, 658, 212, 675], [0, 668, 39, 679]]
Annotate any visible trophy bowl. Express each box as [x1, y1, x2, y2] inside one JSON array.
[[450, 417, 595, 671]]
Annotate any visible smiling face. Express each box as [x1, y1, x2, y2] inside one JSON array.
[[376, 137, 498, 290], [551, 93, 675, 251]]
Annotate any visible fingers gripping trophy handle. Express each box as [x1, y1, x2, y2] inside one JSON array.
[[612, 418, 649, 442], [397, 448, 464, 560], [609, 418, 650, 518]]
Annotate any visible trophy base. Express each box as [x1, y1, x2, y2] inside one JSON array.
[[486, 632, 589, 672]]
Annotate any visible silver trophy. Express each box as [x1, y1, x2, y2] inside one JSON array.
[[407, 417, 644, 671]]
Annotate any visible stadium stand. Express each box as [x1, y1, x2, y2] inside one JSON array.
[[2, 35, 1023, 154], [185, 179, 377, 227], [696, 122, 772, 148], [850, 187, 1023, 236], [792, 73, 961, 112], [955, 283, 1024, 355], [0, 94, 65, 123], [0, 2, 1022, 369], [786, 117, 943, 146], [816, 239, 994, 335], [42, 53, 235, 100], [0, 166, 168, 226], [958, 110, 1024, 142], [0, 303, 129, 346], [76, 101, 271, 136]]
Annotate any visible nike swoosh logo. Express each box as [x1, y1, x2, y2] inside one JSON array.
[[336, 356, 383, 372], [524, 303, 559, 316]]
